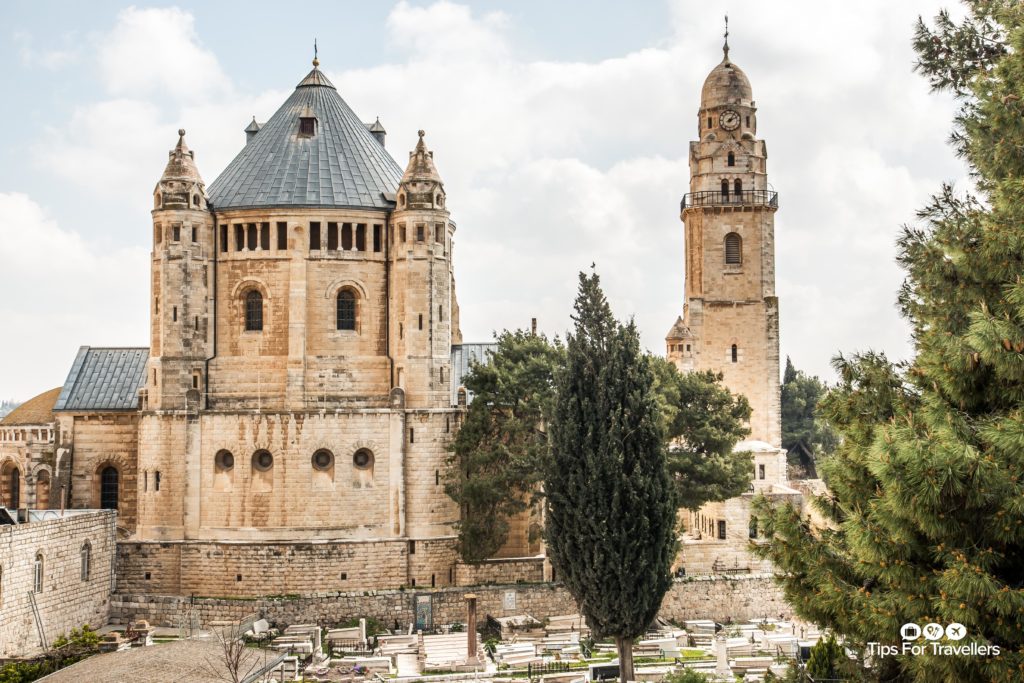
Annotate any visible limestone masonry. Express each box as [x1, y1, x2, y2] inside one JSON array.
[[1, 46, 803, 608]]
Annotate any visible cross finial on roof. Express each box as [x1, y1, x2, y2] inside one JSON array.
[[313, 38, 320, 67], [723, 15, 730, 60]]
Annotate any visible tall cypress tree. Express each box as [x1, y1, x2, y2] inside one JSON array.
[[754, 3, 1024, 680], [545, 271, 676, 683]]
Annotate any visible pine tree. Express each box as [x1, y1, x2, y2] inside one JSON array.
[[754, 3, 1024, 681], [545, 271, 676, 683], [445, 330, 563, 561]]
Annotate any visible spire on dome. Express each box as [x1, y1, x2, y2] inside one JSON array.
[[723, 14, 730, 61], [402, 130, 443, 184], [155, 128, 205, 209]]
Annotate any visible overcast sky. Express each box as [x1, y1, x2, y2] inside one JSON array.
[[0, 0, 968, 401]]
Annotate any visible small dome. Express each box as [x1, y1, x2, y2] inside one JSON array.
[[700, 56, 753, 109]]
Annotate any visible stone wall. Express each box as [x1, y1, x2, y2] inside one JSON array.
[[0, 510, 116, 657], [110, 574, 791, 630], [454, 557, 545, 586]]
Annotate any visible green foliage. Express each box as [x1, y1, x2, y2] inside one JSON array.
[[662, 669, 710, 683], [545, 271, 677, 682], [649, 357, 753, 511], [336, 616, 388, 637], [781, 357, 838, 477], [755, 3, 1024, 681], [805, 633, 843, 680], [445, 329, 564, 561], [0, 625, 101, 683]]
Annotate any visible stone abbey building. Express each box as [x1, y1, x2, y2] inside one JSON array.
[[1, 45, 801, 596]]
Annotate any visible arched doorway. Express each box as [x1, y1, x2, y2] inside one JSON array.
[[100, 466, 119, 510]]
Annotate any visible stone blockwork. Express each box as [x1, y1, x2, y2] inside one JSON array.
[[0, 510, 116, 657], [109, 575, 789, 630], [115, 537, 461, 596], [454, 557, 545, 586]]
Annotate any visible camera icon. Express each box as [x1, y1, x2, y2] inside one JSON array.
[[900, 623, 921, 640]]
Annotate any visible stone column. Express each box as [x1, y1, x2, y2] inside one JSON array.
[[715, 634, 730, 676], [465, 593, 477, 660]]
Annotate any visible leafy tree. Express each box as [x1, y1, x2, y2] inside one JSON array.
[[755, 3, 1024, 680], [446, 329, 563, 561], [781, 357, 838, 478], [650, 357, 754, 510], [545, 271, 677, 683]]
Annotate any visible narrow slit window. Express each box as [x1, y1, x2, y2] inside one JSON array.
[[734, 179, 742, 195], [707, 116, 712, 128], [172, 224, 180, 242], [191, 226, 197, 242], [220, 225, 228, 252], [341, 223, 352, 250], [721, 179, 729, 198], [155, 471, 161, 491], [373, 225, 382, 252], [234, 224, 244, 251], [416, 225, 424, 242], [356, 224, 366, 251], [277, 222, 287, 250], [418, 314, 423, 330], [435, 224, 443, 243], [400, 224, 406, 242], [260, 222, 270, 250], [409, 428, 415, 444], [247, 224, 257, 250], [731, 344, 738, 363], [328, 222, 339, 250], [172, 306, 177, 322], [310, 222, 321, 250], [727, 152, 735, 167]]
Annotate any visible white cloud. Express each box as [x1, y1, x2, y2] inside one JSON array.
[[0, 193, 149, 399], [97, 7, 230, 102], [16, 0, 971, 398]]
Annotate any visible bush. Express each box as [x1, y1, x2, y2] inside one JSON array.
[[663, 669, 711, 683]]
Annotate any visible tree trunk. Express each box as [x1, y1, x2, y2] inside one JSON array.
[[615, 635, 634, 683]]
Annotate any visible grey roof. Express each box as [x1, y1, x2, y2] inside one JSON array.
[[207, 67, 403, 211], [54, 346, 149, 412], [450, 343, 498, 406]]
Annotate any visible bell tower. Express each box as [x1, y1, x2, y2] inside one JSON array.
[[666, 40, 781, 447], [147, 129, 214, 411]]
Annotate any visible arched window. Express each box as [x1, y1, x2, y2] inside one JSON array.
[[7, 468, 19, 509], [33, 553, 43, 593], [725, 233, 742, 265], [100, 466, 119, 510], [337, 290, 356, 331], [731, 344, 738, 363], [734, 179, 742, 196], [245, 290, 263, 331], [80, 542, 91, 581], [720, 179, 729, 199], [727, 152, 735, 167]]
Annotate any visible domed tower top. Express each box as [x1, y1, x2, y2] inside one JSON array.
[[700, 55, 753, 109], [155, 129, 206, 210]]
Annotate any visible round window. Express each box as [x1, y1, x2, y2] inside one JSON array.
[[353, 449, 374, 470], [252, 450, 273, 472], [312, 449, 334, 471], [215, 450, 234, 471]]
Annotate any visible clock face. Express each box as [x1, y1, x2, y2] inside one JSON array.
[[719, 110, 741, 131]]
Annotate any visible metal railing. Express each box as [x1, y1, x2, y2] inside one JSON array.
[[682, 189, 778, 210]]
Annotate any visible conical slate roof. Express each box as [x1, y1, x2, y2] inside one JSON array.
[[207, 66, 403, 211]]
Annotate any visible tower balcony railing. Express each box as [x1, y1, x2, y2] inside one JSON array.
[[681, 189, 778, 210]]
